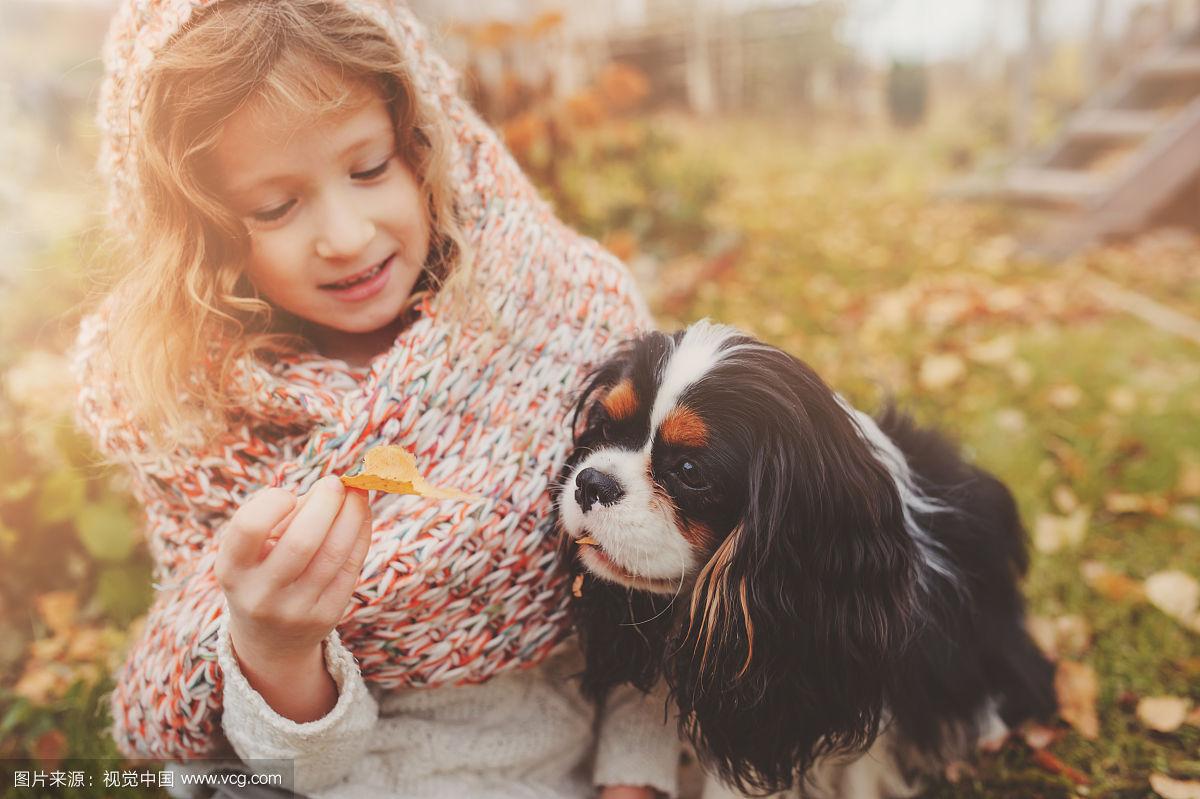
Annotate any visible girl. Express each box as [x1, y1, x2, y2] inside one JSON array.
[[72, 1, 679, 796]]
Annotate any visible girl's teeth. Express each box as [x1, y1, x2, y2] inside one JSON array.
[[328, 260, 383, 289]]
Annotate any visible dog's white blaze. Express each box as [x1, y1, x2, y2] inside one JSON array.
[[648, 320, 742, 433]]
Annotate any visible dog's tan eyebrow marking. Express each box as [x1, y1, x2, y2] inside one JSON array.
[[601, 379, 638, 421], [659, 405, 708, 448]]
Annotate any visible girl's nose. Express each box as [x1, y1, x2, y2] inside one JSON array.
[[314, 199, 375, 259]]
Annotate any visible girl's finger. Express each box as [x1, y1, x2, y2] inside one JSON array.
[[263, 475, 346, 584], [259, 488, 316, 559], [297, 488, 368, 593], [220, 488, 296, 569], [314, 503, 373, 619]]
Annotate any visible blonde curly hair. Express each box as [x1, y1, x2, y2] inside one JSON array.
[[98, 0, 475, 447]]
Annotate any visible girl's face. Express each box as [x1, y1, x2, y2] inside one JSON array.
[[210, 86, 431, 365]]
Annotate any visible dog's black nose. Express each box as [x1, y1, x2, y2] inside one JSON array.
[[574, 468, 625, 513]]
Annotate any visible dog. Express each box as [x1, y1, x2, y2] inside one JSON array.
[[556, 321, 1056, 798]]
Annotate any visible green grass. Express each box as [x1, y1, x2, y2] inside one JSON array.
[[3, 109, 1197, 798], [642, 116, 1200, 798]]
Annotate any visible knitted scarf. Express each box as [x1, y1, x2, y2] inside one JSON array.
[[72, 0, 650, 759]]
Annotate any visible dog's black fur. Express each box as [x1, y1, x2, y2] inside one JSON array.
[[556, 326, 1056, 795]]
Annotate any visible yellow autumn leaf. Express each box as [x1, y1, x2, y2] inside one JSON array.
[[14, 661, 72, 705], [341, 445, 479, 501], [34, 591, 78, 636], [967, 334, 1017, 366], [918, 353, 966, 393], [1151, 774, 1200, 799], [1106, 386, 1138, 414], [1006, 359, 1034, 389], [1019, 721, 1060, 751], [1081, 561, 1146, 602], [1027, 614, 1090, 660], [1177, 457, 1200, 498], [1104, 492, 1169, 516], [1144, 570, 1200, 633], [1052, 484, 1080, 514], [1055, 660, 1099, 739], [1136, 696, 1192, 733], [1034, 508, 1090, 554], [1046, 384, 1083, 410]]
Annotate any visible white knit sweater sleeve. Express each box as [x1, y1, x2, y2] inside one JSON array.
[[216, 616, 379, 793], [593, 680, 681, 797]]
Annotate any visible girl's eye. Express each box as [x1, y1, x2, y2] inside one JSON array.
[[351, 159, 391, 181], [251, 200, 295, 223], [674, 460, 705, 489]]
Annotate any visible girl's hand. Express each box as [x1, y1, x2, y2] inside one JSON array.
[[215, 475, 372, 719]]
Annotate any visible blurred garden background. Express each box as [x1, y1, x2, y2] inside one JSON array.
[[2, 0, 1199, 796]]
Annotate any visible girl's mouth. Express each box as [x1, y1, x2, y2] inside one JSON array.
[[320, 255, 393, 299]]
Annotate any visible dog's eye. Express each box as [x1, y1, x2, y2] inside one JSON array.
[[674, 459, 705, 489]]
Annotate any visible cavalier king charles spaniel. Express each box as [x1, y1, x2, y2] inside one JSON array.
[[557, 321, 1056, 798]]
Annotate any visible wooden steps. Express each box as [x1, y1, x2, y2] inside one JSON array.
[[945, 25, 1200, 259], [1141, 49, 1200, 79], [1066, 109, 1164, 141]]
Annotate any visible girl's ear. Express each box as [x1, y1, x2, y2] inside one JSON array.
[[667, 367, 921, 795]]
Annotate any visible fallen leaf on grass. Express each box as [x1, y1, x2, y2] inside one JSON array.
[[1055, 660, 1099, 739], [1027, 614, 1091, 660], [1019, 722, 1061, 750], [918, 353, 966, 392], [1178, 458, 1200, 498], [34, 591, 78, 636], [1144, 570, 1200, 633], [967, 334, 1016, 366], [1052, 484, 1080, 513], [1107, 386, 1138, 414], [1136, 696, 1192, 733], [1151, 774, 1200, 799], [1081, 561, 1146, 602], [1034, 509, 1090, 554], [13, 663, 66, 704], [1047, 440, 1087, 480], [1032, 749, 1090, 785], [32, 729, 67, 768], [994, 408, 1027, 433], [920, 295, 974, 331], [1104, 492, 1170, 516], [1047, 384, 1083, 410], [985, 286, 1026, 314], [1007, 359, 1034, 389], [1174, 504, 1200, 528]]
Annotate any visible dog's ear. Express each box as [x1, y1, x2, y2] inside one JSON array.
[[668, 354, 921, 794], [558, 336, 672, 702], [568, 342, 636, 445]]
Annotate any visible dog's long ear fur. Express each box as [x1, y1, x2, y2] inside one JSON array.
[[557, 336, 678, 701], [669, 350, 922, 794]]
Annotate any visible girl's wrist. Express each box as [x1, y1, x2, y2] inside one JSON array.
[[229, 635, 338, 723], [227, 615, 325, 672]]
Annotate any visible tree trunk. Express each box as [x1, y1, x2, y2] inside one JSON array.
[[686, 0, 717, 115], [1087, 0, 1109, 93], [1013, 0, 1043, 156]]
